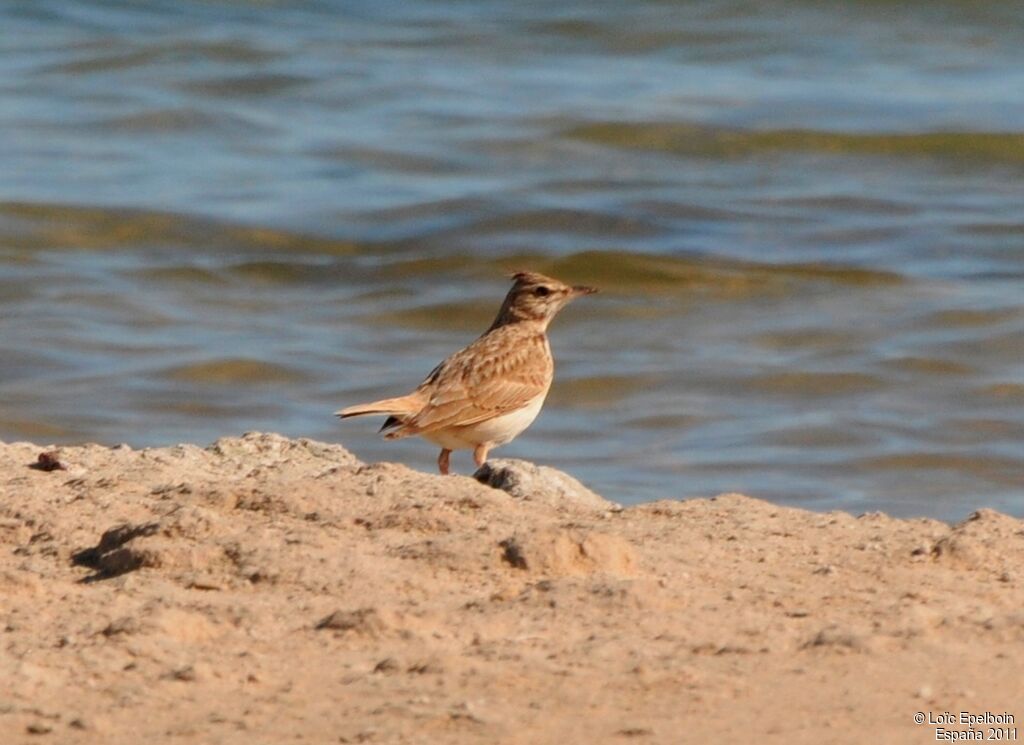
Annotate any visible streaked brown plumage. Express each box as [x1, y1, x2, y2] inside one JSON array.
[[337, 271, 597, 474]]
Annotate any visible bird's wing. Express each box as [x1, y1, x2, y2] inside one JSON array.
[[407, 328, 551, 434]]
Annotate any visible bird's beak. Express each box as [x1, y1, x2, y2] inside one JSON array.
[[571, 285, 598, 296]]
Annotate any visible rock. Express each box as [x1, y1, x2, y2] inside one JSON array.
[[373, 658, 400, 674], [167, 662, 213, 682], [101, 617, 142, 637], [67, 715, 109, 733], [931, 508, 1024, 573], [498, 529, 637, 577], [71, 522, 161, 571], [316, 607, 392, 637], [474, 458, 619, 512], [208, 432, 359, 470], [31, 451, 66, 472], [72, 509, 228, 581], [802, 624, 878, 653]]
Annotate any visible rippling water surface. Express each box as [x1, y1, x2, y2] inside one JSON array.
[[3, 0, 1024, 519]]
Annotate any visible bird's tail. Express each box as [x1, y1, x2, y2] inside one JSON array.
[[335, 394, 421, 419]]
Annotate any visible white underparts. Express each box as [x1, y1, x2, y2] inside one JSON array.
[[420, 394, 547, 451]]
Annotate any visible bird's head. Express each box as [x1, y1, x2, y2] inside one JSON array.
[[490, 270, 597, 330]]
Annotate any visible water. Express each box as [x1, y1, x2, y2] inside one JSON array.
[[2, 0, 1023, 520]]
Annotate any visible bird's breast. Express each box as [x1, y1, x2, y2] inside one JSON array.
[[471, 393, 547, 446], [422, 393, 548, 451]]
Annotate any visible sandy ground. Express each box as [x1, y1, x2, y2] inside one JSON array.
[[1, 433, 1022, 744]]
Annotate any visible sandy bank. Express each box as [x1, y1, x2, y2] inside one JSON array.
[[1, 433, 1021, 744]]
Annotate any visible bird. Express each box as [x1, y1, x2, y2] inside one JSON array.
[[336, 271, 597, 475]]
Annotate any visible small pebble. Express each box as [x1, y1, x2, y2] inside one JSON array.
[[32, 452, 66, 472]]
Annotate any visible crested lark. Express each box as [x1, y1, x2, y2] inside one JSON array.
[[337, 271, 597, 474]]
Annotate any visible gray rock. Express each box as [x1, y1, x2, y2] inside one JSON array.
[[474, 458, 619, 512]]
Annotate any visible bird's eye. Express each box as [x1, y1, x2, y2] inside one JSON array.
[[534, 286, 550, 297]]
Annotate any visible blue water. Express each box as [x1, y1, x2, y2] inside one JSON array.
[[2, 0, 1023, 519]]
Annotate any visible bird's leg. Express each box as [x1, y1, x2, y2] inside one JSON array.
[[473, 444, 490, 468], [437, 448, 451, 475]]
